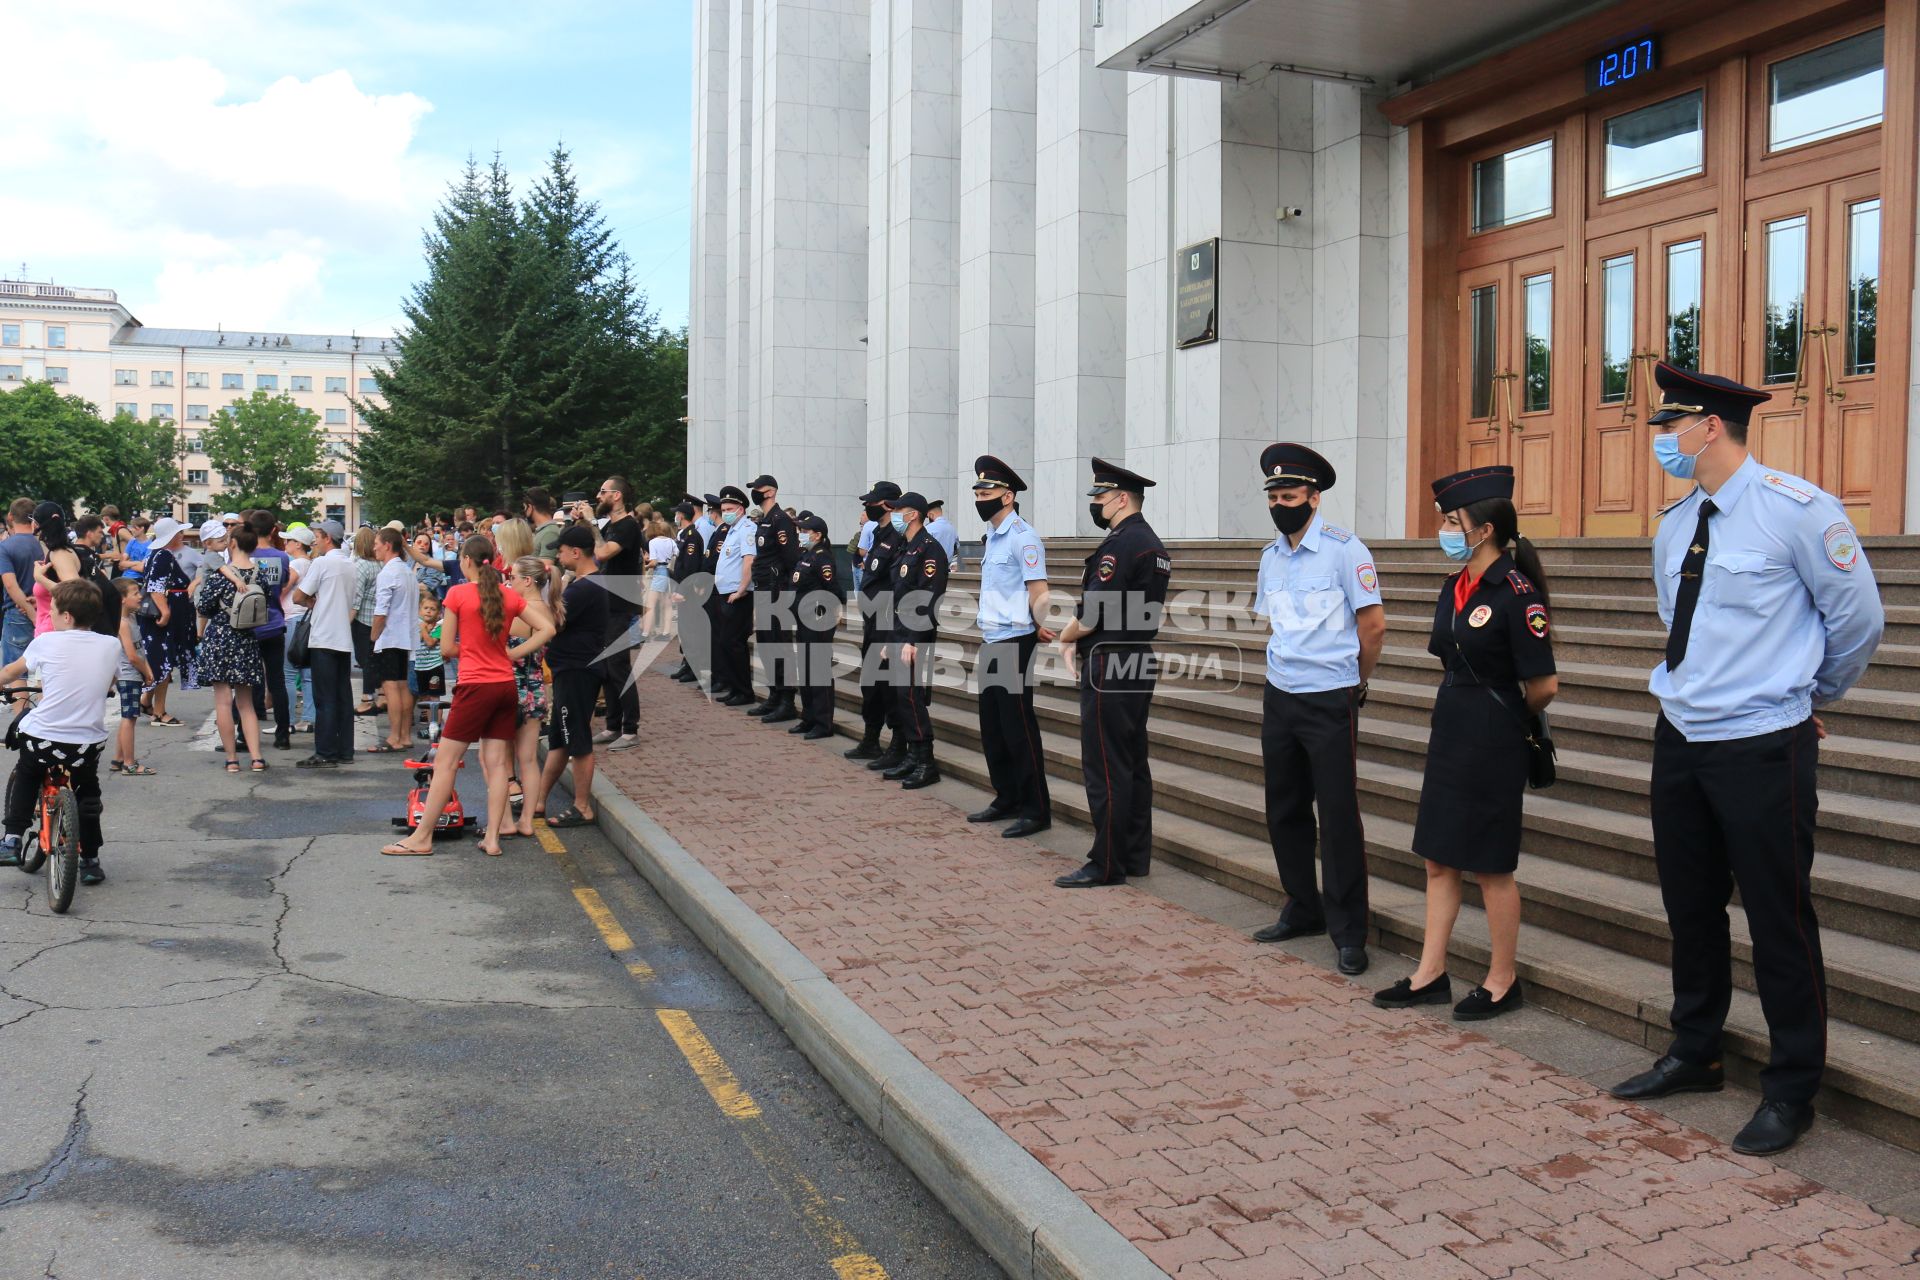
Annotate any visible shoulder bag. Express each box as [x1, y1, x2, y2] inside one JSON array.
[[1449, 636, 1557, 791]]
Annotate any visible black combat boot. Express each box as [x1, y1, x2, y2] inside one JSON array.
[[866, 731, 907, 772], [843, 724, 883, 760], [882, 740, 921, 780], [899, 743, 941, 790]]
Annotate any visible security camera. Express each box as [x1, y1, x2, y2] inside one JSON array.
[[1276, 206, 1305, 221]]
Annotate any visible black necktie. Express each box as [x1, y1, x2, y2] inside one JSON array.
[[1666, 499, 1716, 672]]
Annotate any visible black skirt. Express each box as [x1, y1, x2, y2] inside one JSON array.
[[1411, 683, 1530, 874]]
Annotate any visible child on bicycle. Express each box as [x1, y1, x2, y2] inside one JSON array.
[[111, 578, 157, 776], [0, 579, 122, 878]]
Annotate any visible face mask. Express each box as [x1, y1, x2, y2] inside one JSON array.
[[889, 512, 908, 534], [864, 503, 884, 522], [1653, 420, 1708, 479], [721, 510, 740, 527], [975, 497, 1005, 523], [1269, 502, 1313, 535], [1088, 500, 1112, 530], [1438, 530, 1471, 562]]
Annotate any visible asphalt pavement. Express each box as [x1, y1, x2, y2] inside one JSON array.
[[0, 686, 1003, 1280]]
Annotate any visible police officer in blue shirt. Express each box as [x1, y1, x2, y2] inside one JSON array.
[[1610, 363, 1885, 1157], [1247, 444, 1385, 976], [968, 455, 1053, 839], [710, 485, 757, 707], [925, 500, 961, 569]]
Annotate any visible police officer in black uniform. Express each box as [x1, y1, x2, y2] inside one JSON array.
[[883, 491, 949, 789], [848, 481, 907, 767], [668, 501, 707, 684], [1052, 458, 1172, 888], [698, 493, 733, 699], [711, 485, 756, 707], [744, 474, 801, 723], [788, 513, 844, 741]]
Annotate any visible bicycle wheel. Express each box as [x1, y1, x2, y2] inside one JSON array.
[[11, 771, 45, 874], [45, 788, 79, 914]]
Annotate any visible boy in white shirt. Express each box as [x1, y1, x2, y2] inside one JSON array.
[[0, 579, 125, 879]]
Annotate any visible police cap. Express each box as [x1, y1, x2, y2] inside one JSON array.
[[1431, 465, 1514, 513], [748, 473, 779, 492], [888, 491, 929, 515], [971, 454, 1027, 492], [717, 485, 749, 507], [1647, 362, 1772, 426], [860, 480, 902, 505], [1260, 442, 1335, 492], [1085, 457, 1155, 497]]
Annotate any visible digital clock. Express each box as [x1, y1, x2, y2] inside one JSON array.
[[1586, 36, 1660, 92]]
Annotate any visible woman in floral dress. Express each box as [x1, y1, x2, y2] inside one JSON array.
[[506, 555, 561, 836], [197, 526, 267, 772], [138, 518, 196, 725]]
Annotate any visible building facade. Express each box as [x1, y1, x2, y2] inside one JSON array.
[[0, 279, 392, 526], [688, 0, 1920, 539]]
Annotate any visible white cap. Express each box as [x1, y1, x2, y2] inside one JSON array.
[[220, 512, 241, 523], [284, 526, 315, 546], [148, 517, 186, 547], [199, 519, 228, 542], [383, 519, 406, 531]]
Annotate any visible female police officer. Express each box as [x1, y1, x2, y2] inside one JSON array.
[[1374, 465, 1557, 1021]]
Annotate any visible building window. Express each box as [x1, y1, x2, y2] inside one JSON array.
[[221, 373, 243, 390], [46, 325, 65, 348], [1763, 213, 1809, 383], [1, 324, 19, 346], [1770, 28, 1884, 152], [1468, 285, 1496, 419], [114, 402, 139, 418], [1847, 197, 1880, 376], [327, 472, 348, 488], [0, 365, 21, 381], [220, 472, 242, 488], [186, 404, 210, 422], [1472, 139, 1553, 233], [326, 504, 347, 525], [115, 369, 137, 385], [1666, 239, 1704, 369], [186, 371, 209, 388], [290, 375, 312, 392], [323, 407, 351, 426], [1603, 91, 1704, 197], [185, 435, 202, 453], [187, 470, 209, 486], [151, 370, 174, 387], [327, 440, 351, 459], [187, 504, 209, 526], [358, 377, 377, 394], [257, 373, 279, 391], [151, 402, 174, 420], [46, 367, 69, 384], [1522, 272, 1552, 412], [1600, 254, 1635, 402], [325, 376, 347, 393]]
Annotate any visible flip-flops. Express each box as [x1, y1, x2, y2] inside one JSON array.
[[151, 715, 183, 727], [122, 763, 156, 776], [365, 743, 400, 754], [545, 810, 595, 829], [380, 842, 433, 857]]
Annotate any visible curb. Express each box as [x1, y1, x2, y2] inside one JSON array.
[[587, 775, 1171, 1280]]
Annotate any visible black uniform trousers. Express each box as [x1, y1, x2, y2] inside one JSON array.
[[754, 590, 795, 703], [700, 590, 727, 693], [858, 611, 893, 733], [713, 593, 755, 702], [1079, 644, 1156, 879], [1651, 714, 1825, 1105], [976, 633, 1049, 821], [680, 582, 714, 685], [599, 609, 640, 736], [1262, 684, 1368, 947], [797, 620, 837, 728], [892, 637, 936, 743]]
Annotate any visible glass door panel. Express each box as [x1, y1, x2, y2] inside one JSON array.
[[1509, 250, 1564, 523], [1583, 230, 1651, 532], [1744, 193, 1823, 481], [1458, 267, 1508, 473], [1647, 214, 1719, 517], [1824, 174, 1881, 516]]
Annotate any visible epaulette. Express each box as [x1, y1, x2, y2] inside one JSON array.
[[1759, 471, 1815, 505], [1321, 523, 1353, 543], [1656, 491, 1695, 518], [1507, 569, 1534, 595]]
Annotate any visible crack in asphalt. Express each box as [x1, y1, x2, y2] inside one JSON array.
[[0, 1074, 91, 1209]]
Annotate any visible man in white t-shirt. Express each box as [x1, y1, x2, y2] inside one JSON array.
[[370, 527, 420, 754], [0, 579, 124, 879], [291, 520, 357, 767]]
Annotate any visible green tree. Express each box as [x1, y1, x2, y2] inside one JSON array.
[[95, 411, 187, 515], [0, 381, 116, 510], [203, 390, 330, 521]]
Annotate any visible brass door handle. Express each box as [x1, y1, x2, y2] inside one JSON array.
[[1492, 371, 1519, 433], [1812, 324, 1845, 402]]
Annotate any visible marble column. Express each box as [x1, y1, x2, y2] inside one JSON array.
[[688, 0, 731, 493], [722, 0, 756, 485]]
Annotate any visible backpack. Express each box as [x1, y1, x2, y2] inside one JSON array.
[[225, 568, 270, 631], [72, 545, 121, 639]]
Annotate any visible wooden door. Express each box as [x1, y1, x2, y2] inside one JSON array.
[[1648, 213, 1721, 515], [1457, 251, 1568, 531], [1581, 228, 1653, 533], [1824, 173, 1882, 524], [1458, 263, 1509, 473]]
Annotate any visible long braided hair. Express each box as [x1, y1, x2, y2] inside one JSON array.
[[462, 534, 507, 639], [512, 555, 564, 630]]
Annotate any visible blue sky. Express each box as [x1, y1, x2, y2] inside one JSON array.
[[0, 1, 693, 337]]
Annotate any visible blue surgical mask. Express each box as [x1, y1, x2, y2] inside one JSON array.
[[889, 512, 908, 533], [1652, 420, 1708, 479], [721, 510, 740, 527], [1438, 529, 1472, 562]]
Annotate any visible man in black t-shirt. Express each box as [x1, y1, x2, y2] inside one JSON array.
[[539, 526, 609, 824], [591, 475, 643, 748]]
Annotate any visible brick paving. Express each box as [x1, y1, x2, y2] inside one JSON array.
[[597, 677, 1920, 1279]]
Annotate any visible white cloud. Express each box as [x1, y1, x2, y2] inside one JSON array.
[[151, 253, 327, 332]]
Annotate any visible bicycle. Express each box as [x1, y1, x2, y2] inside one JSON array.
[[1, 687, 85, 913]]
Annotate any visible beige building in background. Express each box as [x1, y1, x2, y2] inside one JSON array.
[[0, 278, 393, 526]]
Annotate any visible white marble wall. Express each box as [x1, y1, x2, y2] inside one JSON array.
[[955, 0, 1037, 513], [688, 0, 732, 487], [1033, 0, 1127, 533], [721, 0, 757, 486]]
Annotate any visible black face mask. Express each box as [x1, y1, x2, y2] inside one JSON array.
[[864, 503, 884, 522], [1088, 500, 1111, 531], [1269, 502, 1313, 535], [975, 497, 1006, 523], [751, 489, 770, 507]]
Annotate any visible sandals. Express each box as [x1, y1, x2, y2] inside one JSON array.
[[380, 842, 433, 857], [225, 758, 241, 773], [123, 763, 156, 776], [365, 743, 400, 754], [108, 760, 125, 774], [250, 759, 268, 772], [545, 809, 595, 829], [151, 715, 183, 727]]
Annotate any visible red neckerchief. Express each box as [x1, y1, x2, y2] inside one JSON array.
[[1452, 566, 1483, 615]]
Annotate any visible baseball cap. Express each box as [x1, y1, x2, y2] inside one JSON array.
[[315, 518, 347, 543], [284, 526, 315, 546], [383, 520, 406, 532], [220, 512, 241, 524], [556, 525, 598, 554], [199, 519, 228, 542]]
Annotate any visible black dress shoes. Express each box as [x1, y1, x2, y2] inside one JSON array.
[[787, 719, 813, 734], [762, 704, 798, 724], [1001, 816, 1050, 839], [1336, 947, 1369, 976], [1732, 1100, 1815, 1155], [967, 806, 1013, 824], [745, 699, 777, 717], [1053, 864, 1124, 888], [1373, 974, 1452, 1008], [1252, 918, 1325, 944], [1608, 1055, 1724, 1101], [1452, 981, 1524, 1022], [719, 693, 755, 708], [802, 726, 834, 740]]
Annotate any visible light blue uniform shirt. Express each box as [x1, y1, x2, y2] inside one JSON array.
[[927, 515, 960, 567], [695, 514, 716, 541], [975, 512, 1046, 642], [858, 521, 876, 553], [1254, 514, 1382, 694], [714, 519, 754, 593], [1651, 455, 1883, 742]]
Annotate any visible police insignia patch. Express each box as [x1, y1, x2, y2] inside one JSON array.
[[923, 559, 937, 577], [1023, 545, 1039, 568], [777, 530, 788, 544], [822, 566, 833, 580], [1526, 604, 1549, 637], [1096, 555, 1116, 582], [1356, 562, 1377, 593], [1468, 604, 1493, 628], [792, 570, 802, 583], [1824, 521, 1859, 571]]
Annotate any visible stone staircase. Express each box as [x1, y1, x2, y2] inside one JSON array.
[[818, 534, 1920, 1149]]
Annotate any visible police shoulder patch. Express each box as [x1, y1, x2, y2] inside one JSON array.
[[791, 569, 802, 583], [822, 565, 834, 580], [1355, 562, 1378, 594], [777, 529, 788, 544], [1761, 472, 1815, 504], [1824, 521, 1860, 572], [1507, 569, 1534, 595], [897, 563, 909, 577], [1526, 603, 1549, 638], [1321, 523, 1352, 543], [1022, 544, 1040, 567], [1096, 554, 1117, 582], [923, 559, 937, 577]]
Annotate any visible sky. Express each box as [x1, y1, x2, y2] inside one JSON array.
[[0, 0, 693, 338]]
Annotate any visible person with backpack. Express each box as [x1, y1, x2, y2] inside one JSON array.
[[196, 525, 270, 772]]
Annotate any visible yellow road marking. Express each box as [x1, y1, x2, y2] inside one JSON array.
[[573, 887, 635, 952], [626, 959, 656, 981], [657, 1009, 762, 1118], [534, 818, 566, 855], [831, 1254, 889, 1280]]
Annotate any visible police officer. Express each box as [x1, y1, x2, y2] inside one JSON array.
[[668, 501, 707, 684], [881, 492, 949, 788], [711, 485, 756, 707], [968, 455, 1053, 839], [847, 481, 907, 766], [1249, 444, 1384, 975], [696, 494, 729, 695], [925, 499, 960, 569], [1610, 363, 1885, 1157], [746, 474, 801, 723], [789, 513, 844, 740], [1052, 459, 1172, 887]]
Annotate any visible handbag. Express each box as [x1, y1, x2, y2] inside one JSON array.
[[1450, 637, 1557, 790], [286, 614, 312, 669]]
